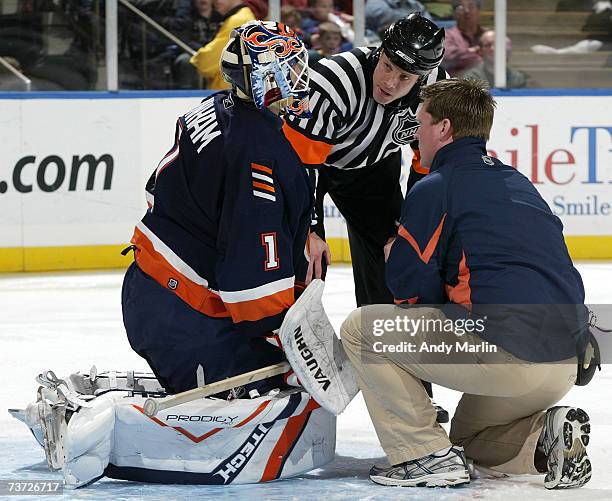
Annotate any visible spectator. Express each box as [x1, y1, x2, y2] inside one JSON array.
[[282, 0, 309, 11], [464, 30, 527, 88], [308, 21, 343, 63], [301, 0, 334, 44], [244, 0, 267, 19], [124, 0, 192, 54], [190, 0, 254, 89], [173, 0, 221, 88], [119, 0, 194, 89], [301, 0, 353, 50], [281, 5, 303, 36], [442, 0, 485, 76], [365, 0, 432, 36]]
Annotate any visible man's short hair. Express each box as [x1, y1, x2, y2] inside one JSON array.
[[420, 79, 496, 141]]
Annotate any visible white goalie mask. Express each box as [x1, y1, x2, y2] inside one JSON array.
[[220, 21, 311, 118]]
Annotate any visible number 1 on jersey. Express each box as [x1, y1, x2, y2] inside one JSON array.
[[262, 232, 280, 271]]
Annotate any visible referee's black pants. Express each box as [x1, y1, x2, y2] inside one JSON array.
[[320, 152, 403, 307], [319, 152, 434, 399]]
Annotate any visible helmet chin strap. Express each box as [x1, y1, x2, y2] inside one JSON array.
[[235, 87, 252, 102]]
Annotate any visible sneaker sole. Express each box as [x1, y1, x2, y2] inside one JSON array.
[[545, 407, 592, 489], [370, 470, 470, 488]]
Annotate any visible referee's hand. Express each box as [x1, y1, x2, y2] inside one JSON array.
[[306, 232, 331, 284]]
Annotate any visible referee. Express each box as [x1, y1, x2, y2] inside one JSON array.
[[282, 13, 448, 422], [283, 13, 447, 306]]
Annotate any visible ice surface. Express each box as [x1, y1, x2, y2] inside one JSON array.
[[1, 263, 611, 500]]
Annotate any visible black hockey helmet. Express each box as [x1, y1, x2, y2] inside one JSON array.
[[381, 13, 445, 75]]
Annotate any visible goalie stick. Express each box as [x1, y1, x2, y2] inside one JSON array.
[[142, 362, 290, 417]]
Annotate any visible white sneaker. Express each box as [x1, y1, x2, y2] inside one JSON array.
[[369, 446, 470, 487], [466, 459, 509, 479], [541, 406, 592, 489]]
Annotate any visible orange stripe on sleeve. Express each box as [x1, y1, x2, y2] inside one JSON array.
[[282, 122, 333, 165], [252, 162, 273, 175], [446, 251, 472, 309], [411, 149, 430, 175], [398, 214, 447, 264], [252, 181, 275, 193], [225, 287, 295, 323]]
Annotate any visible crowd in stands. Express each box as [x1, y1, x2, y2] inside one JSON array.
[[11, 0, 612, 91], [117, 0, 528, 90]]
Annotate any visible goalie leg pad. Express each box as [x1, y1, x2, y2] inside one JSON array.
[[279, 279, 359, 415]]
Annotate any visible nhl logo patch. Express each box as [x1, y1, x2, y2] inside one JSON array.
[[392, 112, 418, 145], [167, 278, 179, 290]]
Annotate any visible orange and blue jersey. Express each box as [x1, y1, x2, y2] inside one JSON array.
[[386, 136, 589, 362], [130, 91, 313, 337]]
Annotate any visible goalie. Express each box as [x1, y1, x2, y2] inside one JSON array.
[[10, 21, 355, 489], [122, 20, 313, 397]]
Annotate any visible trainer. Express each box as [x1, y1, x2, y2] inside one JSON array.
[[340, 79, 594, 489]]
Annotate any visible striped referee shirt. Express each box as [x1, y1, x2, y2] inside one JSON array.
[[283, 47, 447, 172]]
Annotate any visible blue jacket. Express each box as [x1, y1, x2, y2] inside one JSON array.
[[131, 91, 313, 337], [386, 137, 589, 362]]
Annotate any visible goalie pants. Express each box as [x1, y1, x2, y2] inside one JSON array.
[[121, 262, 285, 394], [340, 304, 577, 472]]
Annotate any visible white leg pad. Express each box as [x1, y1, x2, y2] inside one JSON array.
[[62, 395, 117, 488]]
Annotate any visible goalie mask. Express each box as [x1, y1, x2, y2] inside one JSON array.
[[221, 21, 310, 118]]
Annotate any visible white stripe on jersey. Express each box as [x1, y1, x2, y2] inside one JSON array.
[[334, 100, 383, 167], [252, 172, 274, 184], [310, 68, 349, 118], [136, 221, 211, 289], [324, 58, 359, 115], [307, 92, 324, 136], [156, 120, 183, 178], [145, 190, 155, 208], [342, 51, 368, 119], [219, 276, 295, 303], [254, 191, 276, 201]]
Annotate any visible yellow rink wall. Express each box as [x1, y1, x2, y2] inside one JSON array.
[[1, 235, 610, 272], [1, 89, 611, 273]]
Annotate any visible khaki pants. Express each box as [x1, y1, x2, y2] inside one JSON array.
[[340, 305, 577, 473]]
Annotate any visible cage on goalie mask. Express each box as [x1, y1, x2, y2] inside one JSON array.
[[221, 21, 311, 118]]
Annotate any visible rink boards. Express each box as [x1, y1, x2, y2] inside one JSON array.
[[0, 89, 611, 272]]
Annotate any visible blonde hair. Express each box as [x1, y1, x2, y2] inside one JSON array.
[[420, 78, 496, 141]]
